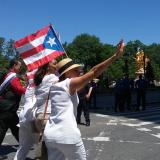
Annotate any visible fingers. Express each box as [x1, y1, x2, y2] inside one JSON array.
[[117, 40, 125, 54], [118, 39, 125, 49]]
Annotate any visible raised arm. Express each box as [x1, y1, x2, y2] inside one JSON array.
[[70, 40, 125, 94], [90, 40, 124, 78]]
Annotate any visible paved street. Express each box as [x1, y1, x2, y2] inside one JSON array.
[[1, 104, 160, 160]]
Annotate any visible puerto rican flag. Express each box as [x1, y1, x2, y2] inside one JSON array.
[[14, 25, 65, 71]]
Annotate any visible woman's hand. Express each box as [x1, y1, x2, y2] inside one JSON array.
[[115, 39, 125, 58]]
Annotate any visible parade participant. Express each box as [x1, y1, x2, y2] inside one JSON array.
[[43, 40, 124, 160], [77, 85, 93, 126], [135, 74, 147, 111], [89, 78, 99, 108], [77, 77, 93, 126], [14, 70, 37, 160], [0, 59, 26, 159], [114, 78, 123, 112], [14, 60, 59, 160], [34, 60, 59, 160], [34, 60, 59, 132]]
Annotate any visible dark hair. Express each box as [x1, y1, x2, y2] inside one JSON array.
[[34, 63, 49, 86], [9, 58, 20, 68], [59, 73, 65, 82]]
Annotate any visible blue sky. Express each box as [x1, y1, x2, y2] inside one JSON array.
[[0, 0, 160, 45]]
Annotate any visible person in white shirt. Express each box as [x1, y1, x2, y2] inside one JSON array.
[[43, 40, 124, 160], [14, 60, 58, 160], [14, 71, 37, 160]]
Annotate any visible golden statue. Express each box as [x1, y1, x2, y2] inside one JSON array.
[[135, 50, 149, 74]]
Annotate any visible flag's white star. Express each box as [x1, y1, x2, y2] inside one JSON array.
[[46, 37, 56, 47]]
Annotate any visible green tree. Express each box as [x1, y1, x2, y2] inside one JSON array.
[[65, 33, 104, 70], [145, 61, 155, 84], [5, 39, 18, 58], [0, 37, 9, 71], [1, 34, 160, 87], [0, 37, 5, 54], [65, 34, 126, 87], [145, 43, 160, 80], [125, 40, 145, 56]]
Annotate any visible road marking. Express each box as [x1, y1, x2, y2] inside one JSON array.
[[83, 137, 160, 145], [98, 131, 105, 136], [151, 133, 160, 139], [2, 142, 9, 145], [118, 140, 142, 144], [121, 122, 153, 127], [95, 110, 160, 141], [85, 137, 110, 142], [106, 122, 117, 125], [136, 128, 152, 132], [153, 126, 160, 129], [95, 114, 110, 118], [85, 137, 141, 144], [106, 119, 118, 125], [6, 133, 12, 136]]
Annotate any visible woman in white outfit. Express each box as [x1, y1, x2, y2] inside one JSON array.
[[14, 72, 37, 160], [14, 60, 58, 160], [43, 40, 124, 160], [34, 61, 59, 125], [34, 60, 59, 159]]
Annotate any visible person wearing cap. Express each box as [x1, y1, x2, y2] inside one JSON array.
[[43, 40, 124, 160], [14, 60, 59, 160]]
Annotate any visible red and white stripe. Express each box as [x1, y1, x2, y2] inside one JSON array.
[[26, 69, 37, 87], [14, 25, 64, 71]]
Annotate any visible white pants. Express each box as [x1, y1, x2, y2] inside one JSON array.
[[46, 140, 86, 160], [14, 122, 39, 160]]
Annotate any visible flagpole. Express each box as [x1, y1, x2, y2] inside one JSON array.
[[50, 23, 68, 58]]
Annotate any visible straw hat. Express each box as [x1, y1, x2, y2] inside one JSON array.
[[57, 58, 82, 76]]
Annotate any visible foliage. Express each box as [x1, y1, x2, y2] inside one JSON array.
[[0, 37, 9, 72], [0, 37, 26, 80], [5, 39, 18, 58], [65, 33, 104, 70], [145, 61, 155, 82], [1, 35, 160, 88]]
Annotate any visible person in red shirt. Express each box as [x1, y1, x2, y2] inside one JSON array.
[[0, 59, 26, 158]]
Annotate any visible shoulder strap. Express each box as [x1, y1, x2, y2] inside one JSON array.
[[38, 80, 59, 142], [42, 87, 51, 120], [0, 72, 16, 95], [42, 80, 58, 119], [38, 85, 52, 142]]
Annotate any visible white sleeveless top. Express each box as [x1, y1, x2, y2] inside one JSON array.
[[35, 74, 59, 115], [44, 78, 81, 144]]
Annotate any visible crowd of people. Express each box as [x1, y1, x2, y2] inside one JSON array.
[[114, 74, 147, 112], [0, 40, 124, 159]]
